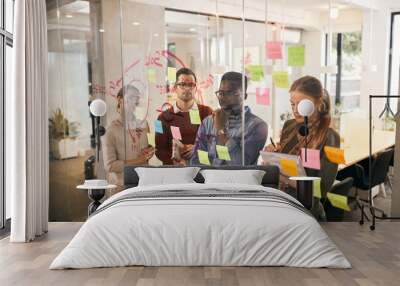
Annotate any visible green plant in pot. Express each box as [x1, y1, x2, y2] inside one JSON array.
[[49, 108, 80, 159]]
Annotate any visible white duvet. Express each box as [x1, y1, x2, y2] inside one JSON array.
[[50, 183, 351, 269]]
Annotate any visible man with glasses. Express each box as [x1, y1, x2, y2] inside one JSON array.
[[156, 68, 213, 165], [191, 71, 268, 165]]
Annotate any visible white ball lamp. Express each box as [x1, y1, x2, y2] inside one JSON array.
[[297, 99, 315, 162]]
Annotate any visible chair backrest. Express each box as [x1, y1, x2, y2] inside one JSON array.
[[370, 148, 394, 187], [329, 177, 354, 196]]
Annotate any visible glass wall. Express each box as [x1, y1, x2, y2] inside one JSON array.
[[47, 0, 385, 221]]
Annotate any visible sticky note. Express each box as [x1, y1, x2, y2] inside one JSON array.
[[324, 146, 346, 164], [147, 133, 155, 147], [288, 45, 305, 67], [280, 159, 298, 177], [170, 126, 182, 140], [256, 88, 270, 106], [313, 179, 321, 199], [155, 120, 163, 134], [301, 148, 321, 170], [189, 110, 201, 125], [147, 68, 156, 84], [266, 41, 283, 60], [167, 67, 176, 83], [247, 65, 264, 82], [216, 145, 231, 161], [272, 71, 289, 88], [198, 150, 211, 165], [327, 192, 351, 211]]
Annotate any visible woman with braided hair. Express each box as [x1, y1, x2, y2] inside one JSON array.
[[264, 75, 340, 220]]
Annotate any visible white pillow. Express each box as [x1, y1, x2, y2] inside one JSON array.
[[135, 167, 200, 186], [200, 169, 266, 185]]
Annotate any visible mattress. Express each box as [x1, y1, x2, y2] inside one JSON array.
[[50, 183, 351, 269]]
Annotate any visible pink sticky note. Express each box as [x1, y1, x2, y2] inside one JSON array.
[[266, 41, 283, 60], [170, 126, 182, 140], [256, 88, 270, 106], [301, 148, 321, 170]]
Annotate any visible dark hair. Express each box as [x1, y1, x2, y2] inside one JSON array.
[[175, 67, 197, 83], [289, 75, 331, 148], [221, 71, 248, 99], [116, 85, 140, 99]]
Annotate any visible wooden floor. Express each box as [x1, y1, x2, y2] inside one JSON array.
[[0, 222, 399, 286]]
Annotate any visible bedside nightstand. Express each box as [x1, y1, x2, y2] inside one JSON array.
[[77, 183, 117, 216]]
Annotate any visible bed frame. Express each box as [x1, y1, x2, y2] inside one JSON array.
[[123, 165, 280, 189]]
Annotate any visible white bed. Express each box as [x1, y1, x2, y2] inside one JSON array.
[[50, 183, 351, 269]]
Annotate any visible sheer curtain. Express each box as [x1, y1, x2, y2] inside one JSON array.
[[9, 0, 49, 242]]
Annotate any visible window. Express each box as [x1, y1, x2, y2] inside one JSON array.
[[388, 12, 400, 115], [1, 0, 14, 231], [329, 31, 362, 112]]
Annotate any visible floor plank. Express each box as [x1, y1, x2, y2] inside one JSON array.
[[0, 222, 399, 286]]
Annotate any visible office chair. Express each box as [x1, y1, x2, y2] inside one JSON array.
[[351, 148, 394, 224], [323, 177, 361, 221]]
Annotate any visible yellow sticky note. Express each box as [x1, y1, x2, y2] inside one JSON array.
[[216, 145, 231, 161], [280, 159, 298, 177], [198, 150, 211, 165], [189, 110, 201, 125], [167, 67, 176, 83], [313, 179, 321, 199], [147, 68, 156, 84], [324, 146, 346, 164], [272, 71, 289, 88], [147, 133, 155, 147], [327, 192, 351, 211], [288, 45, 305, 67]]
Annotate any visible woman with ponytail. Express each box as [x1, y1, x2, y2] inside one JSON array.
[[264, 75, 340, 219]]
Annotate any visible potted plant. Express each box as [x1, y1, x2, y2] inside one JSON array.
[[49, 108, 80, 159]]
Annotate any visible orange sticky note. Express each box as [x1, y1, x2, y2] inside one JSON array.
[[280, 159, 298, 177], [170, 126, 182, 140], [324, 146, 346, 164], [301, 148, 321, 170]]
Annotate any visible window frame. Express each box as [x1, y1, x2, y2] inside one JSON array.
[[0, 0, 14, 232]]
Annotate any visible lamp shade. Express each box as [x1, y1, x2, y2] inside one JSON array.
[[90, 99, 107, 117], [298, 99, 314, 117]]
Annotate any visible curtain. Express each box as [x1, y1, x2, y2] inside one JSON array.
[[9, 0, 49, 242]]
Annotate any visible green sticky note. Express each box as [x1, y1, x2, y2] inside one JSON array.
[[189, 110, 201, 125], [288, 45, 305, 67], [167, 67, 176, 83], [272, 71, 289, 88], [247, 65, 264, 82], [198, 150, 210, 165], [147, 69, 156, 84], [313, 179, 321, 199], [327, 192, 351, 211], [216, 145, 231, 161], [147, 133, 155, 147]]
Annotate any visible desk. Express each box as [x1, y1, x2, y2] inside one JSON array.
[[339, 129, 395, 170]]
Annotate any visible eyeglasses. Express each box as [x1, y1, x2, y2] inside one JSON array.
[[176, 82, 196, 89], [215, 90, 240, 98]]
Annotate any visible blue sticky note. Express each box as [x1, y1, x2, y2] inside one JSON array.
[[155, 120, 163, 134]]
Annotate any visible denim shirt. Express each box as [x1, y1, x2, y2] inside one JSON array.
[[190, 107, 268, 166]]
